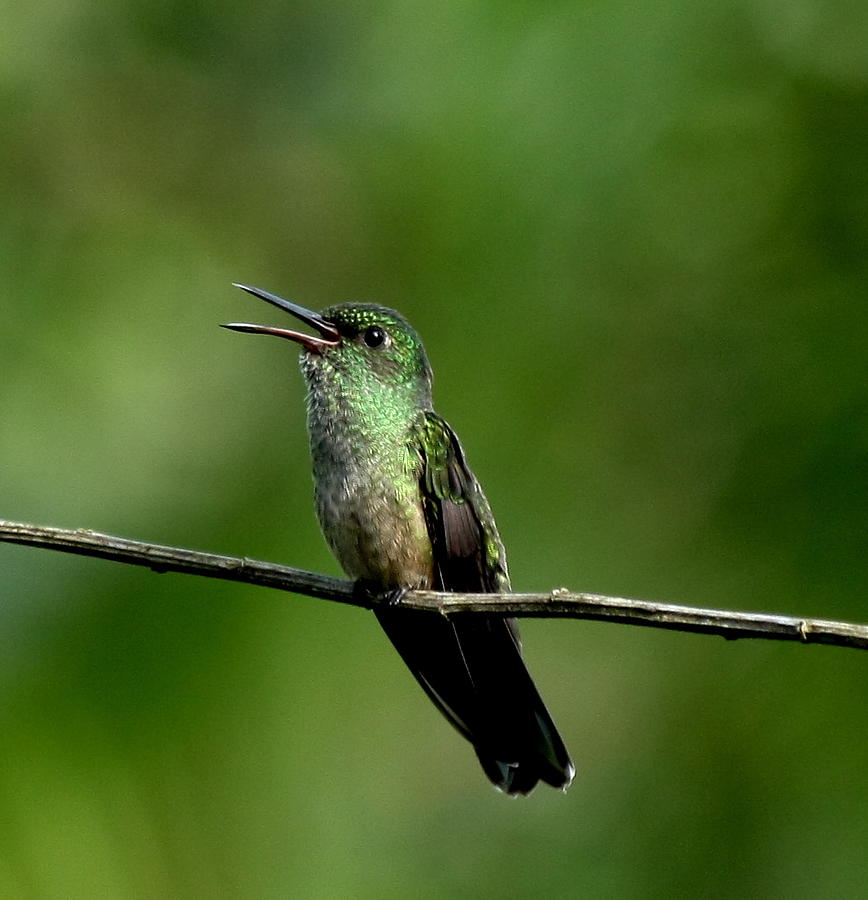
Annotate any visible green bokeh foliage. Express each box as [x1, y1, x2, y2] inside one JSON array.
[[2, 2, 867, 897]]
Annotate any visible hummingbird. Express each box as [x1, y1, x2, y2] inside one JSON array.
[[223, 283, 574, 794]]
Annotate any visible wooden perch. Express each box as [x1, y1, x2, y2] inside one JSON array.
[[1, 519, 866, 651]]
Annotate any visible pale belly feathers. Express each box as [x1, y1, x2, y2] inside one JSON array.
[[314, 467, 434, 590]]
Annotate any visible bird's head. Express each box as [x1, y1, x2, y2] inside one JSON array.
[[223, 283, 433, 411]]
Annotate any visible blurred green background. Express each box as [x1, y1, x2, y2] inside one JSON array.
[[2, 2, 867, 897]]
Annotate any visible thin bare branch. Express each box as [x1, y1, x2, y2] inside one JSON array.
[[1, 519, 866, 651], [0, 520, 354, 604]]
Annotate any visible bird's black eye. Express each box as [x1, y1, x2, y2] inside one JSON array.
[[363, 325, 389, 348]]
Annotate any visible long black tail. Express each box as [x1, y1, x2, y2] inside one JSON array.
[[375, 607, 574, 794]]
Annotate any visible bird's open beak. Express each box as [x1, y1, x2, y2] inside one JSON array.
[[222, 283, 341, 352]]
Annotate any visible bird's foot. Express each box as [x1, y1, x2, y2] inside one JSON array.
[[353, 580, 408, 608], [381, 586, 408, 607]]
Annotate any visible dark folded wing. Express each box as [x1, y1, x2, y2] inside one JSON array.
[[375, 411, 573, 794]]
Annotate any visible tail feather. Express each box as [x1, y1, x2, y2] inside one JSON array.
[[375, 607, 574, 794]]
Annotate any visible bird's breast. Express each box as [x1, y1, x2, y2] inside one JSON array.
[[313, 455, 434, 590]]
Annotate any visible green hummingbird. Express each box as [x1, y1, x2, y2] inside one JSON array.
[[223, 283, 574, 794]]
